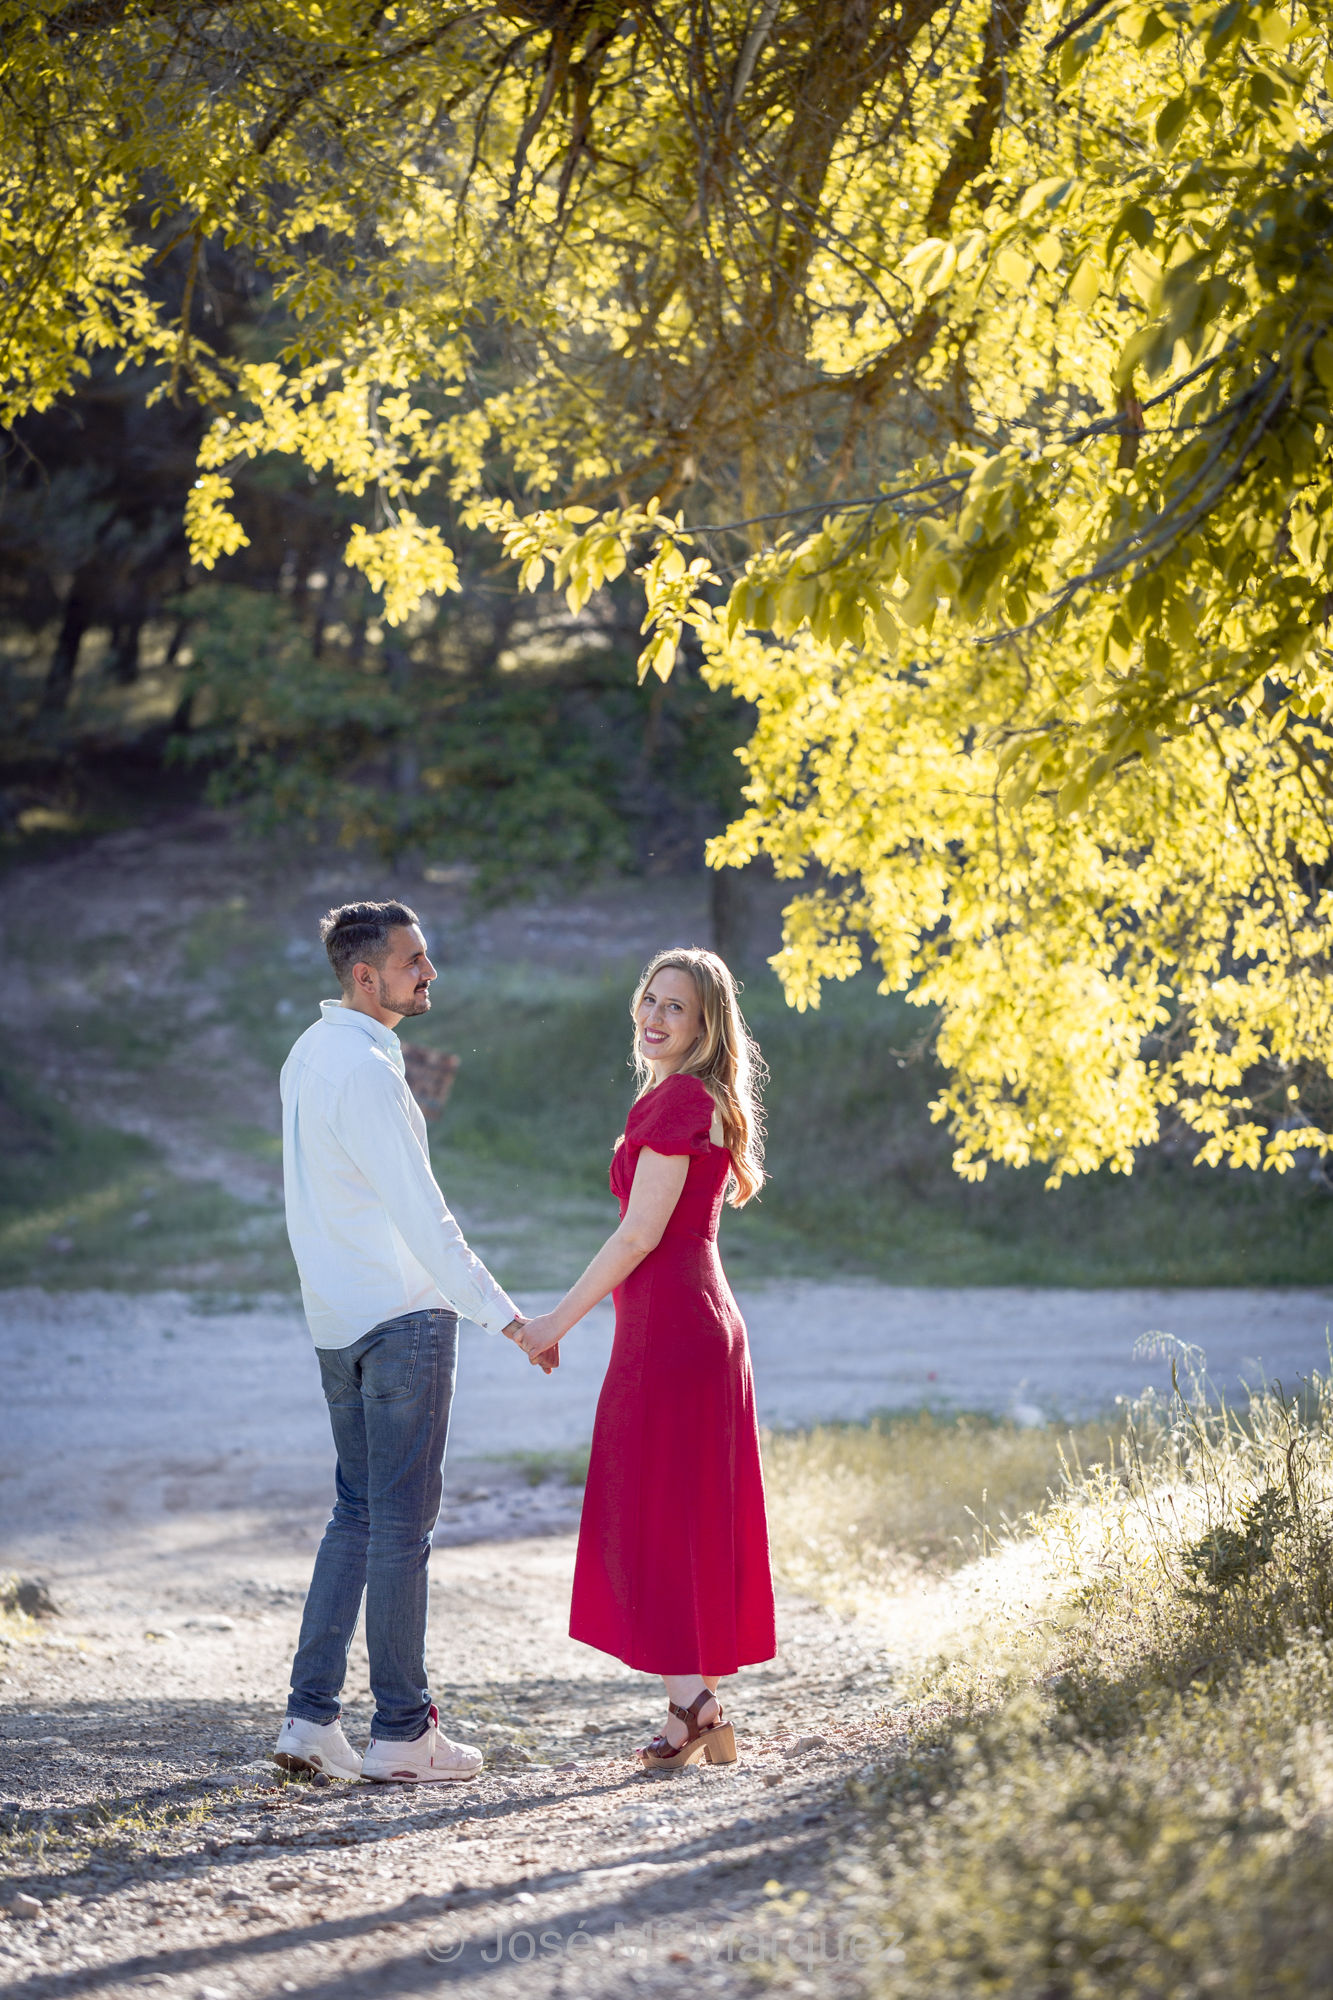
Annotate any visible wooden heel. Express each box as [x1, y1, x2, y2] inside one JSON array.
[[638, 1688, 739, 1774], [703, 1721, 737, 1764]]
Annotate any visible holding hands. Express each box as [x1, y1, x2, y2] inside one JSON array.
[[501, 1313, 562, 1373], [515, 1311, 563, 1366]]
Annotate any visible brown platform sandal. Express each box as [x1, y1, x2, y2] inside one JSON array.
[[637, 1688, 738, 1773]]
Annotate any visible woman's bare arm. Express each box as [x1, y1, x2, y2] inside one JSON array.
[[516, 1148, 688, 1355]]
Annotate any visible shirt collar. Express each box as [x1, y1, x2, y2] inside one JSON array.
[[319, 999, 403, 1064]]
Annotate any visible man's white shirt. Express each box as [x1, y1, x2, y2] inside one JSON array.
[[280, 1000, 517, 1348]]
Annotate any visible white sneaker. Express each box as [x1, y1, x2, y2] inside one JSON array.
[[361, 1704, 483, 1784], [273, 1714, 363, 1780]]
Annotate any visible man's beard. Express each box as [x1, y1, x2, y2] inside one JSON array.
[[379, 975, 431, 1016]]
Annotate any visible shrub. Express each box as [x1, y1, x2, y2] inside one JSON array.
[[768, 1342, 1333, 1997]]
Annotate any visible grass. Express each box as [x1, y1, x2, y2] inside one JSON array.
[[8, 891, 1333, 1293], [0, 1580, 42, 1660], [0, 1767, 323, 1893], [0, 1065, 292, 1291], [410, 963, 1333, 1289], [743, 973, 1333, 1285], [762, 1409, 1129, 1609], [510, 1446, 593, 1487], [763, 1348, 1333, 1997]]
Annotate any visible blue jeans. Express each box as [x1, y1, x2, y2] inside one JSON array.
[[287, 1308, 458, 1741]]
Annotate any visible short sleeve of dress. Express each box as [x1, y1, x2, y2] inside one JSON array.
[[626, 1074, 715, 1156]]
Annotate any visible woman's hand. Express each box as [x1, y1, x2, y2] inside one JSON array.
[[517, 1311, 563, 1361], [503, 1312, 558, 1374]]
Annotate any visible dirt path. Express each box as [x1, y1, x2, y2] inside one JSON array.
[[5, 1283, 1332, 1535], [11, 1274, 1319, 2000], [2, 1295, 1318, 2000], [0, 1274, 1091, 2000], [1, 1492, 909, 2000]]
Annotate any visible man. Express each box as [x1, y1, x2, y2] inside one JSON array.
[[273, 899, 532, 1785]]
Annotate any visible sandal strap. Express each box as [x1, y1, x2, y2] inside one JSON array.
[[667, 1689, 724, 1740]]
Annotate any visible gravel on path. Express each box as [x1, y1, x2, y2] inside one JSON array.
[[3, 1275, 1329, 1999], [0, 1513, 907, 2000]]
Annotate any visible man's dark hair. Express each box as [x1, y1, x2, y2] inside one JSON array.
[[319, 900, 419, 991]]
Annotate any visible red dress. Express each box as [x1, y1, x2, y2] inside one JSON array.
[[569, 1071, 777, 1675]]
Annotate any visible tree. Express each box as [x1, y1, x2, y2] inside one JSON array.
[[694, 0, 1333, 1181], [1, 9, 749, 869], [1, 0, 1037, 587], [4, 0, 1331, 1175]]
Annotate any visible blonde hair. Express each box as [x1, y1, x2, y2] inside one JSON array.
[[630, 946, 768, 1206]]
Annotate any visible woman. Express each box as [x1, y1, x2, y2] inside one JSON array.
[[516, 947, 776, 1770]]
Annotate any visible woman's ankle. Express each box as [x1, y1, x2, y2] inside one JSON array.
[[664, 1687, 718, 1740]]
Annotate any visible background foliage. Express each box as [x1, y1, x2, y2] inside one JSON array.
[[5, 0, 1333, 1182]]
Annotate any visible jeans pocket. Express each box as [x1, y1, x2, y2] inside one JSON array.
[[361, 1316, 424, 1402], [318, 1347, 359, 1406]]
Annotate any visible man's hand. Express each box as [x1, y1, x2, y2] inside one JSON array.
[[516, 1310, 563, 1361], [502, 1312, 558, 1374]]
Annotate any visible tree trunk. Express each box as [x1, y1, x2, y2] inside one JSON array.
[[108, 616, 143, 685], [166, 616, 194, 733], [384, 643, 419, 796], [711, 867, 752, 970], [40, 589, 91, 714]]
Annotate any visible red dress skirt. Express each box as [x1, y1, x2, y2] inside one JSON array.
[[568, 1071, 777, 1675]]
